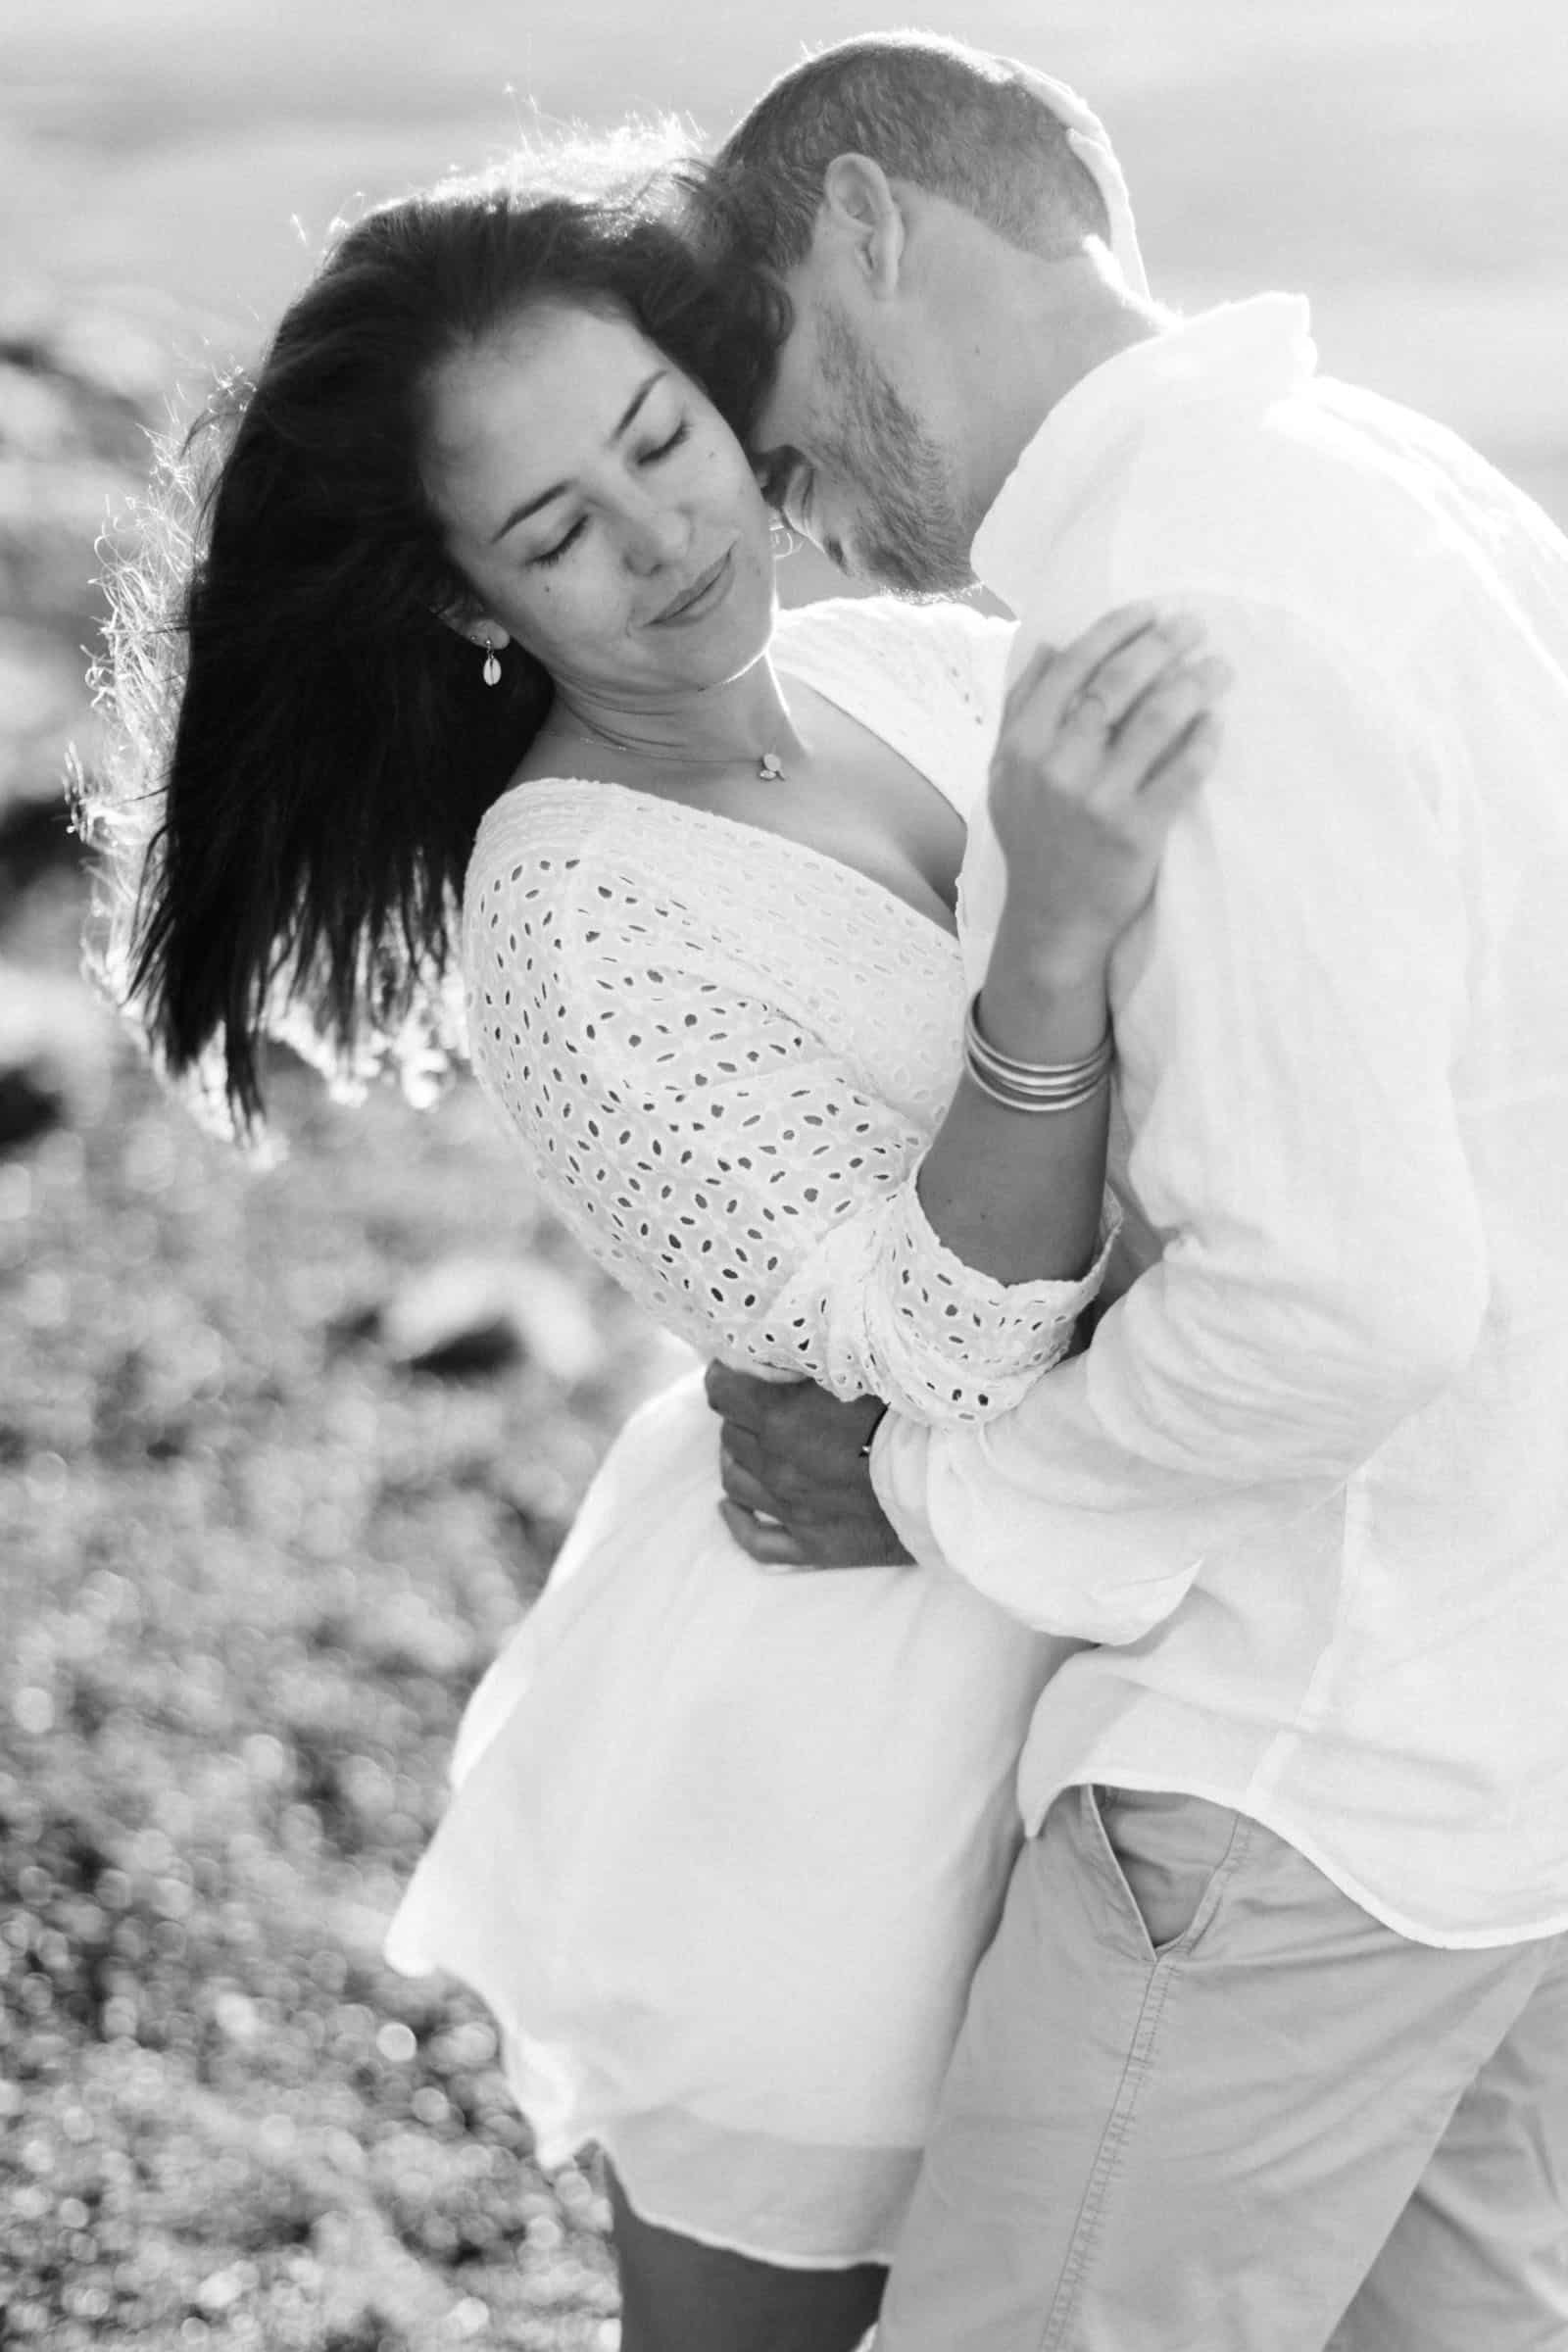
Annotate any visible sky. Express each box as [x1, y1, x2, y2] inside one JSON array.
[[3, 0, 1566, 509]]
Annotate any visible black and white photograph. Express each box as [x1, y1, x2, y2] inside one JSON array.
[[4, 3, 1567, 2346]]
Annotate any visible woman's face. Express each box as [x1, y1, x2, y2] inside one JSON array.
[[423, 300, 777, 707]]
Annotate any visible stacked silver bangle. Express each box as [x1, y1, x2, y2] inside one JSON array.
[[962, 991, 1115, 1114]]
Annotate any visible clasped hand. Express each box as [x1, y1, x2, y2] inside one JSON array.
[[704, 1364, 914, 1571]]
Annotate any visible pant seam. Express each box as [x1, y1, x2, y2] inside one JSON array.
[[1036, 1953, 1179, 2352], [1036, 1804, 1258, 2349]]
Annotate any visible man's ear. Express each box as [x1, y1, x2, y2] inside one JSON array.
[[818, 154, 906, 301]]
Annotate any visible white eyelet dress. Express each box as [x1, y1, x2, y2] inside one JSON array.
[[385, 597, 1117, 2268]]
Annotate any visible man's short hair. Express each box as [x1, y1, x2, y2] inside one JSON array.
[[713, 31, 1112, 274]]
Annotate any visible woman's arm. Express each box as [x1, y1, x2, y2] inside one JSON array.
[[916, 608, 1227, 1283], [467, 841, 1102, 1428], [465, 610, 1220, 1426]]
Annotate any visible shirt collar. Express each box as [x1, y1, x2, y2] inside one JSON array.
[[970, 294, 1319, 609]]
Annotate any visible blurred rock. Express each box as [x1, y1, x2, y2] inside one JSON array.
[[0, 620, 82, 737], [0, 359, 80, 456], [0, 619, 91, 837], [0, 959, 114, 1146], [49, 307, 175, 415], [379, 1254, 606, 1384], [0, 1061, 63, 1148], [380, 1258, 523, 1376], [0, 289, 172, 857], [510, 1258, 612, 1386]]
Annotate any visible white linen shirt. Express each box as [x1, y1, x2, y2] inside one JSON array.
[[872, 295, 1568, 1947]]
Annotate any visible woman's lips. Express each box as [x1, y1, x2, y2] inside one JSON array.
[[650, 548, 734, 626]]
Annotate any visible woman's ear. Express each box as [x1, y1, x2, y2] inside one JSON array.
[[432, 601, 512, 656], [818, 154, 906, 301]]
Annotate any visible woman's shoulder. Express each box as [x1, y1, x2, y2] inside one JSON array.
[[466, 774, 600, 902], [776, 587, 1011, 652], [775, 590, 1014, 718], [463, 774, 768, 963], [773, 592, 1015, 811]]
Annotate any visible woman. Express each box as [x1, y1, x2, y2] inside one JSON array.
[[90, 139, 1224, 2349]]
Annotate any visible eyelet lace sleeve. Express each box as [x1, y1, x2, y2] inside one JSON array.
[[466, 827, 1117, 1424]]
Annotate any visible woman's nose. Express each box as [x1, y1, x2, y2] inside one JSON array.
[[622, 499, 692, 574]]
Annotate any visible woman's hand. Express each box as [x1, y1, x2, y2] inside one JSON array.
[[986, 604, 1230, 990]]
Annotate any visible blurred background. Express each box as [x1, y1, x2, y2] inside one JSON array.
[[3, 3, 1566, 2346]]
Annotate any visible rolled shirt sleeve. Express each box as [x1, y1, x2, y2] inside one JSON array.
[[874, 595, 1490, 1642]]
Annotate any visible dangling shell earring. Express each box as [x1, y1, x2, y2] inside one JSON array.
[[480, 641, 502, 687]]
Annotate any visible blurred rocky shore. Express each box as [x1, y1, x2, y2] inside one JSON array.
[[0, 281, 661, 2350], [0, 284, 176, 846], [0, 285, 177, 1141]]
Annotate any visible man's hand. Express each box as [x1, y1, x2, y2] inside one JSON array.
[[704, 1365, 915, 1571]]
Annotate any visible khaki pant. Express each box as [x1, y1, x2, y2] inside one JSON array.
[[876, 1786, 1568, 2352]]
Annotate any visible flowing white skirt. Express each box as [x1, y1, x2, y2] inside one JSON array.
[[385, 1367, 1068, 2267]]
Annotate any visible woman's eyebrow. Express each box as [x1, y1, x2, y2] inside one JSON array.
[[612, 368, 668, 443], [489, 369, 670, 543]]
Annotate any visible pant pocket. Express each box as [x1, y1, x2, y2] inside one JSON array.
[[1086, 1785, 1250, 1957]]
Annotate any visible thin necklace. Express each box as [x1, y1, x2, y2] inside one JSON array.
[[553, 710, 789, 784]]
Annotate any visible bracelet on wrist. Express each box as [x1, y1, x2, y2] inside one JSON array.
[[963, 991, 1115, 1116]]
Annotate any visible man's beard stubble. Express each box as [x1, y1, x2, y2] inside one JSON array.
[[815, 304, 974, 597]]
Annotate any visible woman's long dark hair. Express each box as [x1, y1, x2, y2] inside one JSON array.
[[83, 140, 782, 1134]]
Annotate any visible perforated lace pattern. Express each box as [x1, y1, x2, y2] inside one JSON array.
[[464, 598, 1114, 1423]]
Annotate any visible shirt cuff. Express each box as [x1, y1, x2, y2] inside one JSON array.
[[868, 1409, 950, 1571]]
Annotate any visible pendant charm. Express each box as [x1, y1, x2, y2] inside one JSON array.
[[481, 647, 502, 687], [758, 752, 786, 781]]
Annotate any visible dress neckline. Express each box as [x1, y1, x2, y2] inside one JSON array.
[[477, 775, 963, 954], [474, 620, 968, 951]]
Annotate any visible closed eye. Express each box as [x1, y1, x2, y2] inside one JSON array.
[[528, 423, 689, 567], [530, 518, 587, 569], [640, 420, 690, 466]]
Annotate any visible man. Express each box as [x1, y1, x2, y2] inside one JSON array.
[[705, 33, 1568, 2352]]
